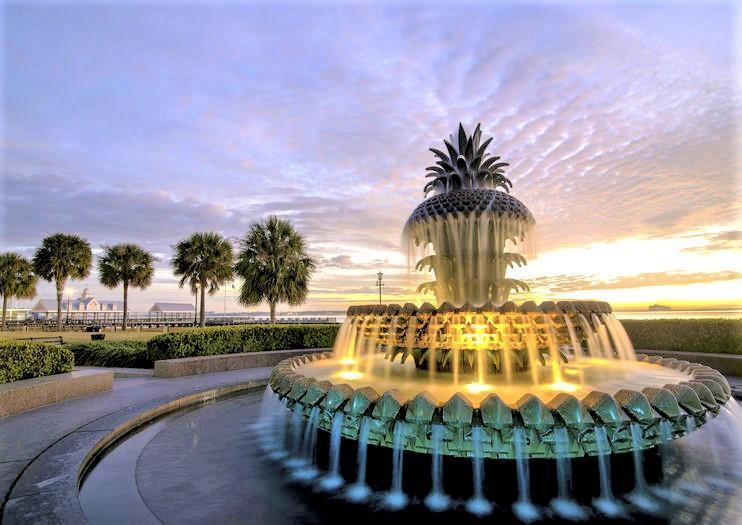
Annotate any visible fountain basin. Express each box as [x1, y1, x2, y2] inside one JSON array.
[[268, 352, 731, 460]]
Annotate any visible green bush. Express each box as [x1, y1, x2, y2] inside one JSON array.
[[146, 324, 339, 362], [69, 341, 150, 368], [0, 341, 74, 383], [622, 319, 742, 355]]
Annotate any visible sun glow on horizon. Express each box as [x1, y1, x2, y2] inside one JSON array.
[[305, 222, 741, 311]]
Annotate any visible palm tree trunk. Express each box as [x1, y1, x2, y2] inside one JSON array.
[[56, 283, 64, 331], [122, 281, 128, 331], [193, 286, 198, 325], [200, 280, 206, 327], [1, 295, 7, 331], [269, 301, 276, 324]]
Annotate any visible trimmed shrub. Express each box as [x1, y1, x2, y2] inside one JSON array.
[[146, 324, 340, 362], [69, 341, 150, 368], [0, 341, 74, 383], [622, 319, 742, 355]]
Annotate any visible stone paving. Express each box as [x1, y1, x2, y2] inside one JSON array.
[[0, 366, 273, 522]]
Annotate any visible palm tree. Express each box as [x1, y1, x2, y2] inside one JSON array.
[[32, 234, 92, 330], [98, 244, 155, 330], [171, 232, 233, 327], [234, 216, 316, 323], [0, 253, 38, 330]]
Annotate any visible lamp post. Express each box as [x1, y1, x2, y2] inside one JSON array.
[[375, 271, 384, 305]]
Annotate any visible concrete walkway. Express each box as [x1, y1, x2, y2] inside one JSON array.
[[0, 366, 273, 522]]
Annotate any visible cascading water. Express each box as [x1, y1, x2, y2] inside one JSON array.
[[512, 426, 540, 522], [345, 417, 372, 502], [466, 426, 492, 516], [267, 398, 289, 461], [383, 421, 408, 510], [424, 424, 449, 511], [550, 426, 586, 520], [292, 406, 321, 481], [319, 412, 345, 490], [626, 423, 661, 513], [593, 425, 622, 517], [284, 403, 306, 468], [337, 305, 639, 389]]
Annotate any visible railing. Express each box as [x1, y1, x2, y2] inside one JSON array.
[[0, 315, 339, 331]]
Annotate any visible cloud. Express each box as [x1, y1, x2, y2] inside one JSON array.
[[317, 254, 402, 271], [682, 230, 741, 253], [530, 271, 739, 293]]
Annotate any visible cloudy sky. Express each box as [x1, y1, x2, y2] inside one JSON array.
[[2, 1, 740, 313]]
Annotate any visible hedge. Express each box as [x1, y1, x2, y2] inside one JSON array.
[[622, 319, 742, 355], [147, 324, 340, 362], [65, 324, 340, 368], [0, 341, 74, 383], [69, 341, 150, 368]]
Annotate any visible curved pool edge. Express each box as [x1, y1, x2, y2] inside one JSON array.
[[1, 378, 269, 525]]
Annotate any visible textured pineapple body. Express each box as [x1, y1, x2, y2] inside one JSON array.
[[406, 188, 534, 225], [405, 189, 534, 305]]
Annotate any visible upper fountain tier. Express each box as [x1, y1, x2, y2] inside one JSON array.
[[404, 123, 535, 306]]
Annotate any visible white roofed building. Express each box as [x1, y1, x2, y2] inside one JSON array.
[[32, 288, 124, 318], [149, 302, 195, 313]]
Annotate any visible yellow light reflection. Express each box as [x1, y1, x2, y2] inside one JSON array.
[[339, 358, 357, 366], [336, 370, 364, 380], [544, 381, 579, 393], [464, 382, 495, 394]]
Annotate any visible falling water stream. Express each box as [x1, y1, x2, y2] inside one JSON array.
[[284, 404, 306, 468], [593, 425, 622, 517], [466, 426, 492, 515], [345, 417, 372, 502], [292, 406, 321, 481], [424, 424, 449, 511], [550, 426, 586, 519], [267, 398, 289, 461], [512, 426, 540, 522], [626, 423, 660, 513], [383, 422, 408, 510], [319, 412, 345, 491]]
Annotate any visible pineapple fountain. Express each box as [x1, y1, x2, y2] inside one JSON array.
[[257, 124, 735, 521]]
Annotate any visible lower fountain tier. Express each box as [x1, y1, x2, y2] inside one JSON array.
[[269, 352, 732, 460], [343, 300, 630, 373]]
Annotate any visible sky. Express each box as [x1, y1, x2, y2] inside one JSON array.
[[1, 1, 740, 313]]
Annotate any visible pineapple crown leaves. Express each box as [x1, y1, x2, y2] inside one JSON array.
[[424, 123, 513, 196]]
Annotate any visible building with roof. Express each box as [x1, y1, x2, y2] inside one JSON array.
[[149, 302, 195, 313], [31, 288, 124, 319]]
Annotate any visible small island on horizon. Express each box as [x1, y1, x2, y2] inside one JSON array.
[[649, 304, 672, 311]]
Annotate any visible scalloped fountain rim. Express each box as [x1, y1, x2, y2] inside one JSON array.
[[268, 352, 732, 460]]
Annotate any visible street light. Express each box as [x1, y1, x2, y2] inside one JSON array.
[[375, 271, 384, 305]]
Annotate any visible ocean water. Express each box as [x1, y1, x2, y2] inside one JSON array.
[[613, 310, 742, 320]]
